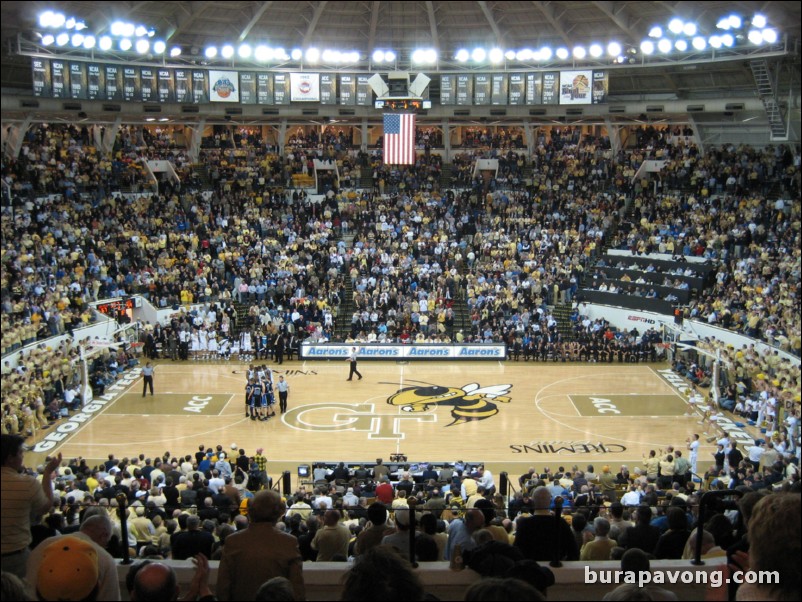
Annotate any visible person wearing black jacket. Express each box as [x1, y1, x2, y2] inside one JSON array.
[[620, 504, 661, 555], [170, 514, 214, 560], [513, 487, 579, 561]]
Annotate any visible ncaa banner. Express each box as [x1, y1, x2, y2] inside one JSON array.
[[209, 70, 239, 102], [290, 72, 320, 102]]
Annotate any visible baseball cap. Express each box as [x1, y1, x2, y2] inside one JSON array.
[[36, 536, 99, 601]]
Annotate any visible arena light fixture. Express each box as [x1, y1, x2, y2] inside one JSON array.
[[721, 33, 735, 47], [256, 45, 273, 61], [573, 46, 587, 59], [384, 50, 396, 62], [504, 49, 516, 60], [455, 48, 469, 62], [727, 15, 742, 29], [674, 39, 688, 52], [589, 43, 603, 58], [135, 39, 149, 54], [412, 48, 437, 64], [153, 40, 166, 54], [56, 32, 69, 46], [471, 48, 486, 62], [692, 36, 707, 50], [99, 36, 112, 51], [204, 46, 218, 59], [305, 47, 320, 63], [539, 47, 552, 61], [65, 17, 76, 30], [489, 47, 503, 63], [119, 38, 132, 51], [683, 23, 697, 37], [170, 46, 181, 57], [50, 12, 66, 28], [648, 26, 662, 38], [657, 38, 672, 53], [708, 35, 722, 49], [751, 14, 767, 29], [38, 11, 54, 28], [238, 43, 252, 59], [122, 23, 135, 38], [135, 25, 148, 37], [322, 49, 336, 62], [555, 47, 569, 60], [42, 33, 55, 45], [607, 42, 621, 57], [372, 49, 385, 62], [221, 44, 234, 59], [747, 30, 763, 45], [291, 48, 302, 60], [71, 33, 84, 47], [668, 18, 684, 35], [640, 40, 655, 55], [276, 48, 290, 61], [761, 29, 777, 44]]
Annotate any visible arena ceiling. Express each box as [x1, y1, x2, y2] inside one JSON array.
[[1, 1, 800, 103]]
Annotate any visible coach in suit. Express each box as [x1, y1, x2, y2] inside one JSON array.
[[216, 490, 305, 601]]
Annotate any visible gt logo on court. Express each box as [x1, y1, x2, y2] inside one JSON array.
[[283, 403, 436, 439], [387, 381, 513, 426], [283, 381, 513, 438]]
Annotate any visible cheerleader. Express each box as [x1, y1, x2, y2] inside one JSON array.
[[190, 330, 200, 360], [199, 327, 209, 360], [240, 330, 253, 362], [208, 330, 218, 359], [218, 337, 231, 360]]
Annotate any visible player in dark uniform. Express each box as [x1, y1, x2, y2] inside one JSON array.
[[245, 378, 255, 418], [250, 378, 263, 421]]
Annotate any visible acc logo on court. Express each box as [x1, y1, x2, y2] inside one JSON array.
[[387, 382, 513, 426]]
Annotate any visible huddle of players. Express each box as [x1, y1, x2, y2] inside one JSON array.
[[245, 364, 277, 421]]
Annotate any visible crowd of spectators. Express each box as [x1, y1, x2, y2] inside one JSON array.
[[2, 435, 799, 600], [1, 123, 800, 448], [606, 142, 800, 352]]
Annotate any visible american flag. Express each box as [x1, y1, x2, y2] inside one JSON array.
[[383, 113, 416, 165]]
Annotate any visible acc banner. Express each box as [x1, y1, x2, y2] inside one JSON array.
[[290, 73, 320, 102], [209, 70, 239, 102]]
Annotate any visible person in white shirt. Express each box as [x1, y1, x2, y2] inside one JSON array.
[[746, 441, 764, 466], [474, 465, 496, 495], [687, 434, 700, 477], [313, 487, 333, 511], [620, 485, 643, 506]]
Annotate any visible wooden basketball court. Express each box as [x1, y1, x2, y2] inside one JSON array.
[[29, 358, 716, 487]]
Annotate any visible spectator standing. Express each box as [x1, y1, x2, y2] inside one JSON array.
[[1, 434, 62, 578], [216, 490, 305, 600]]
